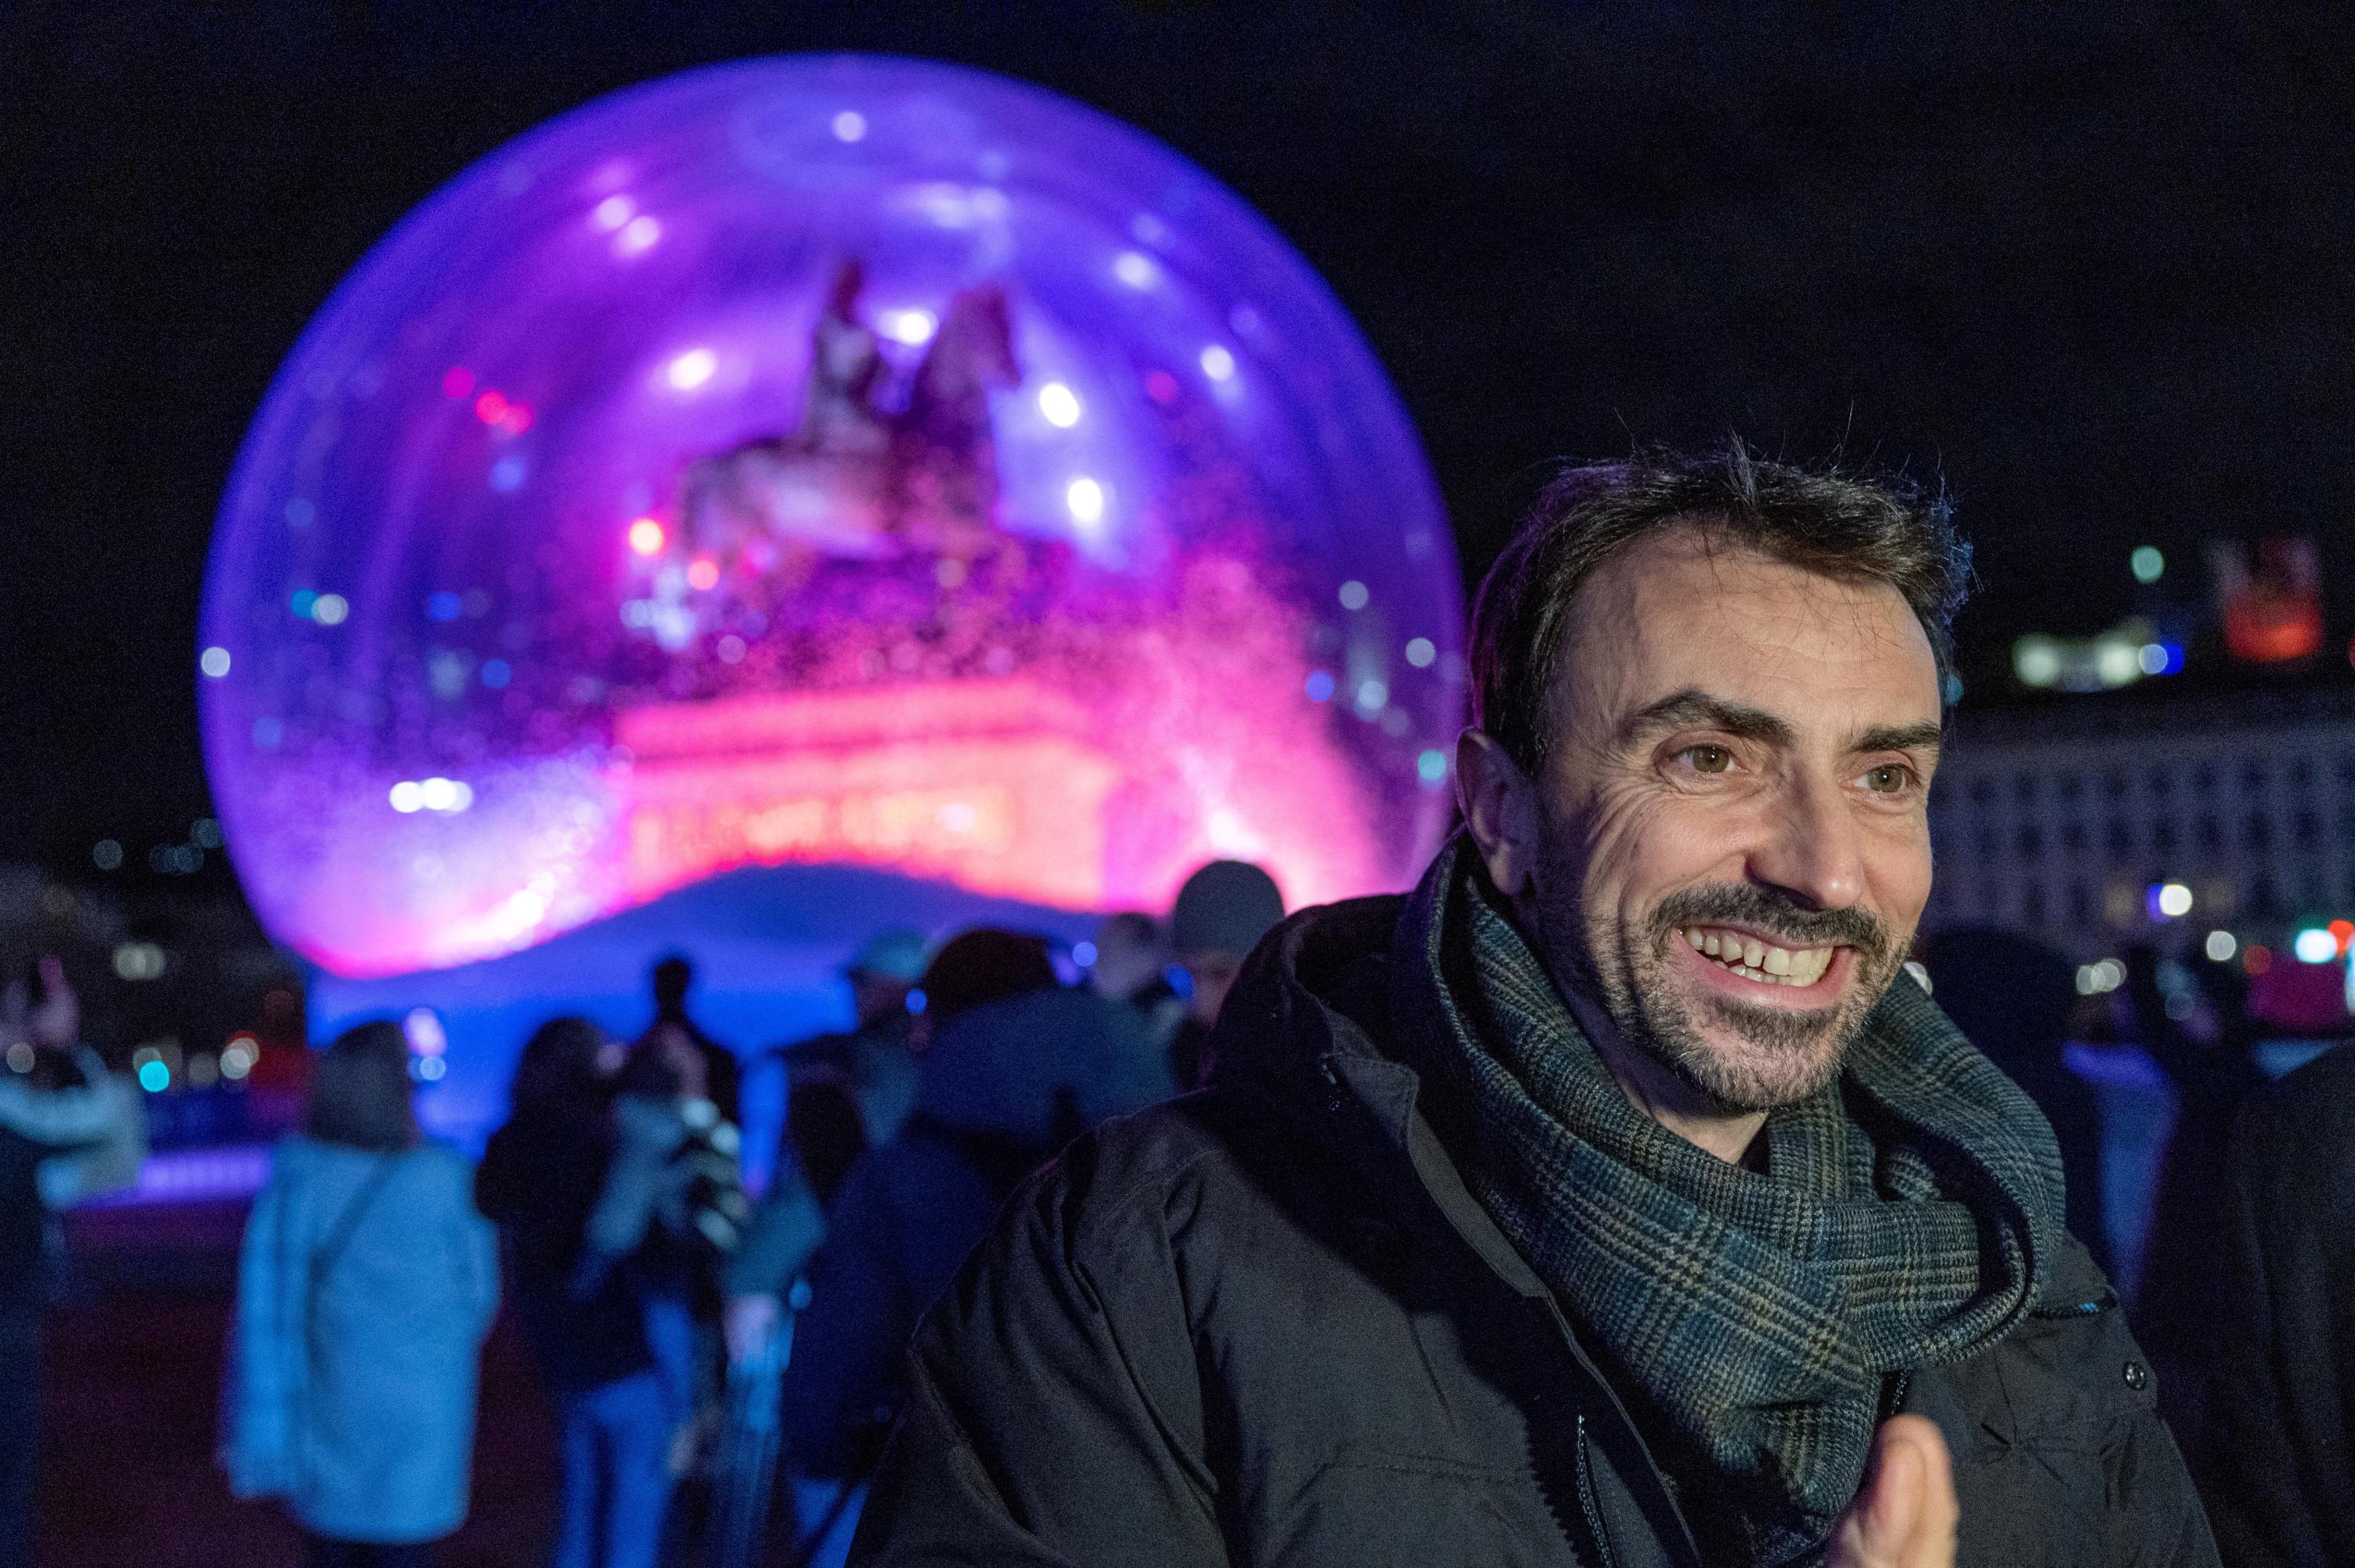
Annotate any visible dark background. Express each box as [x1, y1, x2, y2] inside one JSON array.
[[5, 2, 2352, 882]]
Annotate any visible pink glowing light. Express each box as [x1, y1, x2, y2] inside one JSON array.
[[628, 518, 666, 556]]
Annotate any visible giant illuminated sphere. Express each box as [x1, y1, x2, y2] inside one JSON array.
[[202, 56, 1462, 979]]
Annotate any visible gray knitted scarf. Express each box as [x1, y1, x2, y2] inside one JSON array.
[[1393, 838, 2065, 1566]]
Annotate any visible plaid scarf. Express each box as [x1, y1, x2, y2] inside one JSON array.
[[1393, 838, 2065, 1566]]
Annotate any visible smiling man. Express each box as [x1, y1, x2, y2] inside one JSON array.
[[850, 447, 2218, 1568]]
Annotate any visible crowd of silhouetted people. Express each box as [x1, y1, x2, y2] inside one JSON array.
[[4, 862, 2351, 1564], [209, 857, 1287, 1568]]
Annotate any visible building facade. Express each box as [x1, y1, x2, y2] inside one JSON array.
[[1923, 684, 2355, 959]]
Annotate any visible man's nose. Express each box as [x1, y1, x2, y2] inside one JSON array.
[[1747, 771, 1866, 911]]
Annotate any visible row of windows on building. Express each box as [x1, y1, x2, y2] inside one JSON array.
[[1934, 805, 2345, 862], [1944, 747, 2355, 810], [1933, 866, 2355, 935]]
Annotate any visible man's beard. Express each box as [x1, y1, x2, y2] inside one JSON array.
[[1528, 832, 1905, 1114]]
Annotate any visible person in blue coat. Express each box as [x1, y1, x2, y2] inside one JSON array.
[[223, 1021, 499, 1568]]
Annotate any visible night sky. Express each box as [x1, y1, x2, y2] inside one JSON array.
[[5, 3, 2352, 878]]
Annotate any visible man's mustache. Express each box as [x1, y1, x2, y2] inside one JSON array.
[[1649, 884, 1890, 965]]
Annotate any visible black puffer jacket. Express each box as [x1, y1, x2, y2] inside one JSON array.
[[853, 897, 2219, 1568], [2194, 1044, 2355, 1567]]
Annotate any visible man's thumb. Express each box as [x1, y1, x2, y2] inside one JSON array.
[[1827, 1415, 1956, 1568]]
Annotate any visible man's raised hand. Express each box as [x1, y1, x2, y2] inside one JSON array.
[[1825, 1415, 1958, 1568]]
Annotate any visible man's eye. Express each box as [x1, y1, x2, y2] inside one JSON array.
[[1681, 745, 1733, 775], [1861, 764, 1912, 793]]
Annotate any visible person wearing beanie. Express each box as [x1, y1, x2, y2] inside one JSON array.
[[1167, 859, 1286, 1089]]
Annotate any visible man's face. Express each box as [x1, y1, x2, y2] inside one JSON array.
[[1474, 525, 1942, 1111]]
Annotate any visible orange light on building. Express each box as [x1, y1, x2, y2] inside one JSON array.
[[627, 518, 665, 556], [686, 556, 720, 591], [2328, 919, 2353, 954]]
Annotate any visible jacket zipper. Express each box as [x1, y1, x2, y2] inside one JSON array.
[[1574, 1412, 1620, 1568]]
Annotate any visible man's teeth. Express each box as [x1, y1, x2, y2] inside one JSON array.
[[1679, 927, 1835, 986]]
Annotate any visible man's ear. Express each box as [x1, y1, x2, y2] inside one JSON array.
[[1455, 728, 1543, 898]]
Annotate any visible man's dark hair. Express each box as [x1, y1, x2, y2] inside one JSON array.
[[1470, 440, 1970, 772]]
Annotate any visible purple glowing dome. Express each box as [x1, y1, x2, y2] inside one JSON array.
[[201, 56, 1462, 979]]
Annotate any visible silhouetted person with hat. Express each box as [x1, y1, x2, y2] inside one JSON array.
[[1167, 860, 1286, 1090]]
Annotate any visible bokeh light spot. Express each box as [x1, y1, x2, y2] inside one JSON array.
[[1199, 344, 1236, 381], [628, 517, 666, 555], [666, 348, 717, 391], [199, 646, 232, 678], [1036, 382, 1082, 427], [1338, 580, 1369, 610]]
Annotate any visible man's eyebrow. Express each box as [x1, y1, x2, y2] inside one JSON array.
[[1852, 721, 1944, 756], [1619, 690, 1794, 747]]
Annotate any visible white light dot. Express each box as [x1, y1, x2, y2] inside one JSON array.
[[2138, 643, 2168, 676], [1338, 580, 1369, 611], [878, 308, 938, 345], [199, 646, 232, 678], [832, 110, 867, 143], [1065, 477, 1106, 526], [591, 195, 634, 232], [418, 777, 460, 812], [615, 214, 661, 255], [2295, 928, 2339, 964], [1356, 678, 1389, 712], [312, 593, 349, 625], [2156, 881, 2194, 918], [1199, 344, 1236, 382], [389, 781, 425, 814], [1404, 636, 1437, 668], [666, 348, 717, 391], [1112, 251, 1159, 289], [1036, 382, 1083, 427], [2204, 929, 2237, 963]]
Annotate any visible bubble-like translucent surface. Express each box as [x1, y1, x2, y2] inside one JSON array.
[[202, 56, 1462, 979]]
